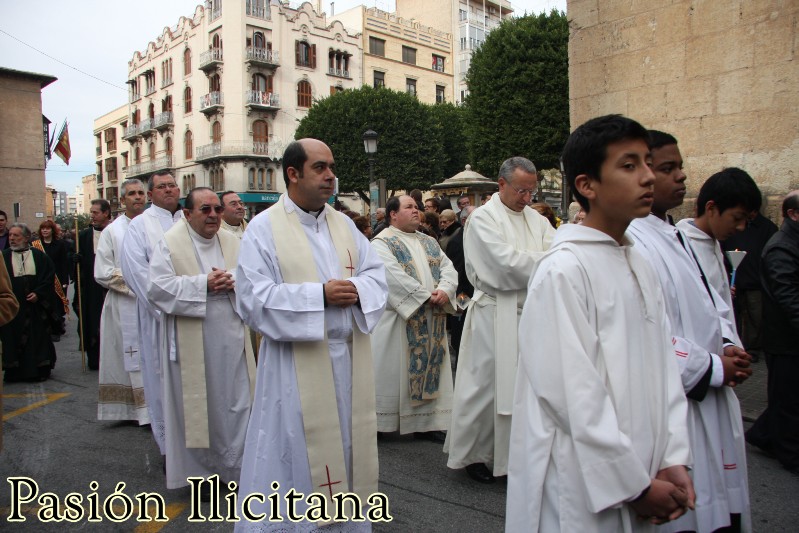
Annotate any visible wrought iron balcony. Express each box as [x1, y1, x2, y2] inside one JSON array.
[[245, 47, 280, 69], [200, 92, 224, 114], [199, 48, 223, 71], [138, 117, 154, 136], [161, 77, 173, 88], [327, 68, 351, 78], [245, 90, 280, 110], [152, 111, 174, 131], [122, 124, 140, 140], [195, 141, 284, 162], [246, 0, 270, 19], [144, 86, 156, 97], [126, 155, 174, 179]]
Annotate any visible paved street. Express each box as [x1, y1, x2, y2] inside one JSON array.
[[1, 319, 796, 531]]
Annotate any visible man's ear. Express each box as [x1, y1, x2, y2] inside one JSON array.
[[574, 174, 596, 203], [182, 208, 190, 218], [286, 166, 300, 184], [704, 200, 717, 216]]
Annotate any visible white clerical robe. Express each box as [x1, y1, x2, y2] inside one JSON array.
[[629, 215, 750, 533], [507, 224, 690, 532], [446, 194, 555, 476], [148, 221, 251, 489], [220, 219, 247, 239], [120, 204, 183, 455], [676, 218, 739, 337], [95, 214, 149, 424], [371, 226, 457, 434], [234, 196, 387, 532]]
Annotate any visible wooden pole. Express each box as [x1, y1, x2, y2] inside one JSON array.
[[74, 213, 86, 372]]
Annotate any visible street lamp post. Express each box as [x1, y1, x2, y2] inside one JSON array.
[[51, 188, 58, 219], [363, 129, 384, 219]]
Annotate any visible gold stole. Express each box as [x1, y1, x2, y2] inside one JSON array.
[[163, 219, 256, 448], [268, 196, 378, 515]]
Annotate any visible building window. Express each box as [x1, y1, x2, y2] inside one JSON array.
[[254, 32, 265, 50], [212, 33, 223, 50], [297, 80, 312, 107], [162, 95, 172, 113], [149, 141, 155, 160], [406, 78, 417, 97], [165, 137, 173, 156], [212, 121, 222, 143], [369, 37, 385, 57], [183, 48, 191, 75], [134, 146, 141, 164], [148, 102, 155, 120], [248, 168, 255, 190], [436, 85, 446, 104], [184, 130, 193, 160], [161, 58, 173, 87], [373, 71, 385, 88], [257, 169, 265, 190], [296, 41, 316, 68], [253, 120, 268, 152], [432, 54, 445, 72], [209, 73, 221, 93], [402, 46, 416, 65], [252, 73, 272, 93], [104, 128, 116, 152], [267, 168, 274, 190], [184, 86, 192, 113]]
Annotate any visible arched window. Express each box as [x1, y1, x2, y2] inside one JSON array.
[[252, 73, 272, 93], [148, 141, 155, 160], [297, 80, 312, 107], [134, 146, 141, 164], [162, 95, 172, 113], [212, 34, 222, 50], [212, 121, 222, 144], [253, 120, 268, 152], [217, 168, 224, 191], [248, 168, 255, 190], [165, 137, 173, 156], [267, 169, 274, 190], [183, 86, 192, 113], [209, 74, 221, 93], [254, 32, 265, 50], [148, 102, 155, 119], [257, 169, 265, 190], [183, 48, 191, 75], [184, 130, 193, 160]]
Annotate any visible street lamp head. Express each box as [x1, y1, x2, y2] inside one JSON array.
[[51, 188, 58, 199], [362, 129, 378, 155]]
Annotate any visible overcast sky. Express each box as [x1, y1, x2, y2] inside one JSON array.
[[2, 0, 566, 193]]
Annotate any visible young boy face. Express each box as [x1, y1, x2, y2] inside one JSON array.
[[704, 202, 749, 241], [650, 143, 687, 214], [590, 138, 655, 222]]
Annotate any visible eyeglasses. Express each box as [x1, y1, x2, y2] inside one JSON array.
[[199, 205, 224, 214], [154, 183, 178, 190], [506, 182, 537, 197]]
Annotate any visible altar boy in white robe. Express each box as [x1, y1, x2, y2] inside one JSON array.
[[675, 167, 762, 320], [96, 178, 149, 424], [507, 114, 694, 532], [234, 139, 387, 532], [445, 157, 555, 484], [628, 131, 752, 533], [148, 187, 255, 494], [371, 195, 457, 440]]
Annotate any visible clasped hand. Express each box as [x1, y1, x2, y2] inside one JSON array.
[[325, 279, 359, 307], [631, 465, 695, 525], [207, 267, 234, 292], [722, 345, 752, 387]]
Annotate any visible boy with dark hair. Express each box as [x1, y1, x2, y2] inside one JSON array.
[[507, 114, 693, 531], [628, 133, 752, 533], [676, 167, 762, 318]]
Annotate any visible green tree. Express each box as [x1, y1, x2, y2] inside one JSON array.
[[295, 86, 446, 203], [55, 213, 90, 233], [428, 102, 469, 180], [465, 11, 569, 176]]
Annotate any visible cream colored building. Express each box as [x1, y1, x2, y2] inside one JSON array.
[[93, 104, 129, 211], [0, 67, 56, 226], [335, 5, 454, 104], [80, 174, 98, 214], [116, 0, 361, 216], [392, 0, 513, 104], [568, 0, 798, 217]]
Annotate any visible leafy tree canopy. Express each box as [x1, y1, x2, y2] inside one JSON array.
[[465, 10, 569, 176], [295, 86, 466, 201]]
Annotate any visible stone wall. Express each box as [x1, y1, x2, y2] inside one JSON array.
[[568, 0, 798, 221]]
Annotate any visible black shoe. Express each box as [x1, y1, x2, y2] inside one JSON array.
[[465, 463, 495, 484], [414, 431, 446, 444]]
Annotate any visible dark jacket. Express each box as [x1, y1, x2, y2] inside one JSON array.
[[760, 218, 799, 356], [721, 213, 778, 290]]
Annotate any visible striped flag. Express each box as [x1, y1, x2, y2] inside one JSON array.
[[53, 122, 71, 165]]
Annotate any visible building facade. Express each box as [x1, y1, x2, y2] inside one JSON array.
[[80, 174, 98, 214], [93, 104, 129, 211], [117, 0, 361, 216], [568, 0, 799, 218], [0, 67, 56, 226], [335, 5, 454, 104]]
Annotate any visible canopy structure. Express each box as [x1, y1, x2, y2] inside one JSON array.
[[430, 165, 499, 208]]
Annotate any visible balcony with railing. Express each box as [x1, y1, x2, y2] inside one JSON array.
[[138, 117, 154, 136], [161, 77, 173, 88], [144, 85, 156, 97], [152, 111, 174, 131], [199, 48, 223, 71], [195, 140, 284, 162], [245, 90, 280, 111], [200, 92, 224, 114], [246, 0, 270, 19], [122, 123, 140, 140], [245, 47, 279, 69], [126, 155, 174, 179], [327, 67, 351, 79]]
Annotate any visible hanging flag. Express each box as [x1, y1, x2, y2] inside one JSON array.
[[53, 122, 71, 165]]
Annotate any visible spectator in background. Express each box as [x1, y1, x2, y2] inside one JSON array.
[[0, 211, 10, 250], [421, 211, 440, 239], [409, 189, 425, 211], [459, 205, 476, 227], [530, 203, 558, 229], [373, 207, 388, 237], [38, 220, 70, 293], [353, 215, 373, 239], [481, 193, 492, 205], [424, 197, 439, 213]]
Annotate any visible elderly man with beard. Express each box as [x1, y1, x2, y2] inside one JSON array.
[[148, 187, 255, 497], [1, 224, 58, 381], [219, 191, 248, 239]]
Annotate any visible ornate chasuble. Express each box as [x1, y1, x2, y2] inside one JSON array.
[[162, 219, 255, 448], [375, 232, 447, 406], [268, 196, 378, 515]]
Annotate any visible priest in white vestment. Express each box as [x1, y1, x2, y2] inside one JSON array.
[[235, 139, 387, 532], [371, 195, 457, 438], [148, 187, 254, 491], [445, 157, 555, 483], [96, 179, 149, 424], [219, 191, 248, 239], [120, 172, 183, 456], [628, 132, 751, 532]]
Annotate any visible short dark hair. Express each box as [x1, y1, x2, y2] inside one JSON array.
[[561, 114, 650, 212], [424, 211, 439, 228], [385, 196, 402, 220], [782, 192, 799, 218], [91, 199, 111, 215], [184, 187, 215, 210], [424, 197, 439, 209], [219, 190, 238, 206], [282, 141, 308, 187], [148, 171, 175, 191], [696, 167, 762, 217], [648, 130, 678, 150], [0, 210, 7, 220], [353, 216, 370, 233]]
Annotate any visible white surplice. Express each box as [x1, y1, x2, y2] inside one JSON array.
[[148, 223, 251, 489], [220, 219, 247, 239], [95, 214, 149, 424], [234, 196, 387, 533], [120, 204, 183, 455], [371, 226, 457, 434], [507, 225, 690, 533], [445, 195, 556, 476], [629, 215, 750, 533]]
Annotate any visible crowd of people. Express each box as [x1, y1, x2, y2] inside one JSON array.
[[1, 114, 798, 531]]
